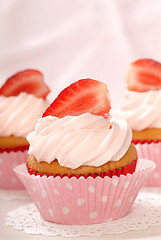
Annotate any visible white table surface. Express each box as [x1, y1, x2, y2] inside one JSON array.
[[1, 197, 161, 240]]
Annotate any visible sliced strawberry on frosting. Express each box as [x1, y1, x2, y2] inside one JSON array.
[[0, 69, 50, 99], [43, 78, 111, 118], [126, 58, 161, 92]]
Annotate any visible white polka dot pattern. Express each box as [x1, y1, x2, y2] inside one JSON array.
[[41, 190, 47, 198], [135, 142, 161, 187], [0, 149, 28, 189], [89, 212, 97, 219], [48, 208, 54, 216], [88, 186, 95, 193], [54, 189, 60, 195], [77, 198, 84, 206], [112, 178, 118, 186], [102, 196, 107, 203], [63, 207, 69, 215], [124, 181, 129, 189], [115, 199, 122, 207], [31, 185, 37, 192], [14, 158, 155, 224], [67, 183, 72, 190]]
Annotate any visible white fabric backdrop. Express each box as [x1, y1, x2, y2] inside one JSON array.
[[0, 0, 161, 108]]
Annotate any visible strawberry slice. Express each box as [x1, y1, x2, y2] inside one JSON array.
[[43, 78, 111, 118], [0, 69, 50, 99], [126, 58, 161, 92]]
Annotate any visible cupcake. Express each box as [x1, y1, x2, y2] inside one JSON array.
[[14, 79, 155, 224], [27, 79, 137, 178], [0, 69, 50, 189], [118, 58, 161, 186]]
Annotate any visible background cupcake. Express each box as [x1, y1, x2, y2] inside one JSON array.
[[15, 78, 155, 225], [118, 58, 161, 186], [0, 69, 50, 189]]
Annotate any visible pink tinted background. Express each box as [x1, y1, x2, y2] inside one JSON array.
[[0, 0, 161, 109]]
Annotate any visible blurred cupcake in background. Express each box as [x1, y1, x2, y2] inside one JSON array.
[[15, 78, 155, 225], [118, 58, 161, 186], [0, 69, 50, 189]]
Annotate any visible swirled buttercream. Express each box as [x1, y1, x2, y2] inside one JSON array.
[[118, 90, 161, 131], [27, 113, 132, 169], [0, 93, 49, 137]]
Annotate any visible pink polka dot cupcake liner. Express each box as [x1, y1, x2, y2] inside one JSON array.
[[14, 158, 155, 225], [133, 141, 161, 186], [0, 150, 28, 189]]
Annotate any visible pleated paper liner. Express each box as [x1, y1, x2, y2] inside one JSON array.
[[0, 146, 29, 189], [14, 158, 155, 225], [27, 158, 137, 179], [133, 139, 161, 186], [0, 145, 29, 153]]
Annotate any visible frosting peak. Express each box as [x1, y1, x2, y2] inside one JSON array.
[[0, 93, 49, 137], [118, 90, 161, 131], [27, 113, 132, 169]]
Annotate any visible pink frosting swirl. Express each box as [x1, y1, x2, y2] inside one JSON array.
[[27, 113, 132, 169], [0, 93, 49, 137], [118, 90, 161, 131]]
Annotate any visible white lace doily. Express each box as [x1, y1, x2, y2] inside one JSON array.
[[0, 189, 30, 201], [5, 187, 161, 237]]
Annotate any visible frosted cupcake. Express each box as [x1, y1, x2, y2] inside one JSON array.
[[15, 79, 155, 224], [27, 79, 137, 178], [118, 58, 161, 186], [0, 69, 50, 189]]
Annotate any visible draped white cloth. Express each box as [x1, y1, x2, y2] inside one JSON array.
[[0, 0, 161, 108]]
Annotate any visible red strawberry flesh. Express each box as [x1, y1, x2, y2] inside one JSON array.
[[126, 58, 161, 92], [43, 78, 111, 118], [0, 69, 50, 99]]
